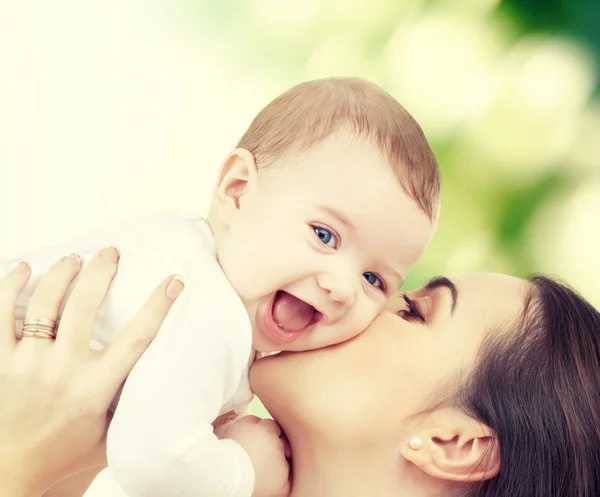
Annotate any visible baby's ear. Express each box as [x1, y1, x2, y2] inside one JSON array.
[[399, 408, 500, 483], [211, 148, 258, 226]]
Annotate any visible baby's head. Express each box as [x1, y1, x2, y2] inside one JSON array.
[[208, 77, 440, 353]]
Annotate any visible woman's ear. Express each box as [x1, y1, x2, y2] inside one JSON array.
[[211, 148, 258, 228], [399, 408, 500, 483]]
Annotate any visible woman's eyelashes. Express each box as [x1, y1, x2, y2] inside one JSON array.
[[398, 294, 424, 322], [312, 225, 339, 249]]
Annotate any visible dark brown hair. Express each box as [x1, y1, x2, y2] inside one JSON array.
[[237, 77, 441, 222], [461, 275, 600, 497]]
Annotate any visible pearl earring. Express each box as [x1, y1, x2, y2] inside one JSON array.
[[409, 437, 423, 450]]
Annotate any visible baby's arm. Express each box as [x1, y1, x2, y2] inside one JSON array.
[[107, 286, 256, 497], [101, 225, 257, 496], [222, 416, 292, 497]]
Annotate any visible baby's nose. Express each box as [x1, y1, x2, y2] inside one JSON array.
[[318, 274, 355, 307]]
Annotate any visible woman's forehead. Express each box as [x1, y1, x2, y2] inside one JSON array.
[[446, 273, 532, 328]]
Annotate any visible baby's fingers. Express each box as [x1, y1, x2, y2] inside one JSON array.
[[99, 275, 184, 399], [281, 432, 292, 459], [234, 415, 262, 425], [258, 418, 283, 437]]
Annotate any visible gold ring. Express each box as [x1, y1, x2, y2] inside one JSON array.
[[21, 327, 56, 339], [23, 317, 56, 329]]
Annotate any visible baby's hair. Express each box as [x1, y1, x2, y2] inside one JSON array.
[[237, 77, 441, 222]]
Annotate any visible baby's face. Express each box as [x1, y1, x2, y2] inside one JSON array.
[[218, 133, 436, 353]]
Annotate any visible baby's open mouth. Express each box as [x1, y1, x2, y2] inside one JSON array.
[[271, 290, 321, 333]]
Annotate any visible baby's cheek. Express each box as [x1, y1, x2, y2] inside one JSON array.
[[225, 269, 259, 300], [355, 303, 385, 336], [342, 315, 373, 342]]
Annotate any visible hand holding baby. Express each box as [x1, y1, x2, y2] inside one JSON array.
[[222, 416, 291, 497]]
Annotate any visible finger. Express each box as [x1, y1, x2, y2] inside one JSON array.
[[98, 275, 184, 398], [56, 247, 119, 351], [281, 433, 292, 459], [19, 255, 82, 351], [0, 262, 31, 351], [234, 415, 262, 425], [258, 418, 282, 437]]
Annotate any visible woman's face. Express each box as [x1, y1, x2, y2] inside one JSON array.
[[250, 272, 530, 441]]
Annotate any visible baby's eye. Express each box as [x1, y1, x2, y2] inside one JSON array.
[[363, 272, 385, 291], [313, 226, 338, 249]]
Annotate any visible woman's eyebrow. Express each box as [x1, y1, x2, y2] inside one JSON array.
[[424, 276, 458, 313]]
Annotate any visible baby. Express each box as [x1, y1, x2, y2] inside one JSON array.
[[3, 77, 440, 497]]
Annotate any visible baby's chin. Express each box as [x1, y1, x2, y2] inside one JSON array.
[[251, 330, 282, 353], [251, 324, 312, 353]]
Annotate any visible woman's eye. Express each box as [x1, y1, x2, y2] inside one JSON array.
[[398, 294, 424, 322], [313, 226, 338, 248], [363, 272, 385, 291]]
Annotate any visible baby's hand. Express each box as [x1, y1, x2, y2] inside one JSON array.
[[222, 415, 291, 497]]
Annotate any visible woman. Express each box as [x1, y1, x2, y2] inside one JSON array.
[[3, 267, 600, 495], [0, 249, 184, 497], [251, 272, 600, 497]]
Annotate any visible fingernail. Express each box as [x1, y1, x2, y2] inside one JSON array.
[[166, 276, 185, 300], [15, 261, 30, 274], [61, 253, 83, 267], [100, 247, 120, 263]]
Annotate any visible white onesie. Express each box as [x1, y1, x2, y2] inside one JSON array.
[[1, 213, 256, 497]]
